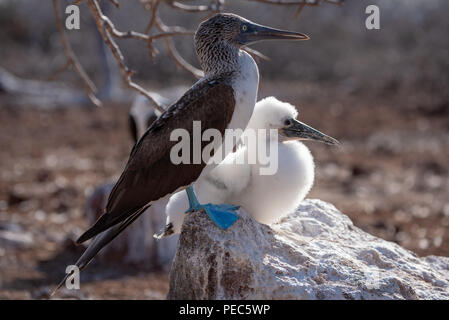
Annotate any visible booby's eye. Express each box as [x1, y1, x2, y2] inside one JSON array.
[[241, 25, 248, 32], [284, 119, 292, 126]]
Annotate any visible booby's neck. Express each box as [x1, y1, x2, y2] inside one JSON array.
[[195, 46, 259, 180], [195, 40, 247, 77]]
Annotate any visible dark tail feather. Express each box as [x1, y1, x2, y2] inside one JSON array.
[[75, 219, 110, 245], [76, 204, 151, 244], [76, 213, 121, 245], [51, 205, 150, 296]]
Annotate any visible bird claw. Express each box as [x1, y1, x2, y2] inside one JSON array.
[[207, 203, 240, 211], [185, 203, 240, 230], [203, 203, 240, 230], [153, 222, 174, 240]]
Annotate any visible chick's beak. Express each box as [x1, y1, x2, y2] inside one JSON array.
[[281, 119, 339, 145]]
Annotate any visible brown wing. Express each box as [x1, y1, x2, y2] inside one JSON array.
[[76, 79, 235, 243]]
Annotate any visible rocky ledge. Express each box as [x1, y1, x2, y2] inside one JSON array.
[[168, 199, 449, 300]]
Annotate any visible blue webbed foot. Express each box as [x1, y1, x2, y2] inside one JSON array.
[[203, 203, 240, 229], [184, 186, 239, 230], [185, 202, 240, 230]]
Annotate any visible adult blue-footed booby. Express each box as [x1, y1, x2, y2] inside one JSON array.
[[157, 97, 339, 238], [55, 14, 308, 289]]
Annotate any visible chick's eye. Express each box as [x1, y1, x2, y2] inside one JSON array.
[[284, 119, 292, 126], [242, 25, 248, 31]]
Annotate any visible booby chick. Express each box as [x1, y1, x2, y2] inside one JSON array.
[[157, 97, 339, 237]]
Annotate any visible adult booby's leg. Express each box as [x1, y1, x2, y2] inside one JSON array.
[[185, 186, 239, 229]]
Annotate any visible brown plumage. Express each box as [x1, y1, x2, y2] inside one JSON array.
[[77, 77, 236, 244]]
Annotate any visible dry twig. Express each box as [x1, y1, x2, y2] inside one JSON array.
[[154, 14, 204, 78], [53, 0, 101, 106], [87, 0, 167, 112], [164, 0, 224, 12], [247, 0, 343, 5]]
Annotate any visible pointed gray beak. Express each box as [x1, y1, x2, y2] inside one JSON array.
[[236, 22, 309, 45], [281, 119, 339, 145]]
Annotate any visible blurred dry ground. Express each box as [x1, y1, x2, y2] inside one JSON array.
[[1, 81, 448, 299]]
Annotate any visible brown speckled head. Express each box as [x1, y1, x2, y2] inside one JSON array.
[[194, 13, 247, 75], [195, 13, 247, 47], [194, 13, 309, 76]]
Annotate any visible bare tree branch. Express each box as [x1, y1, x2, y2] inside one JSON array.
[[294, 2, 307, 17], [87, 0, 166, 112], [108, 0, 120, 8], [155, 14, 204, 78], [53, 0, 101, 106], [164, 38, 204, 78], [247, 0, 343, 6], [163, 0, 224, 12], [243, 46, 270, 62], [96, 11, 194, 43], [45, 59, 71, 81], [144, 0, 161, 33]]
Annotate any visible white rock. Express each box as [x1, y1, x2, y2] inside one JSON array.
[[167, 199, 449, 300]]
